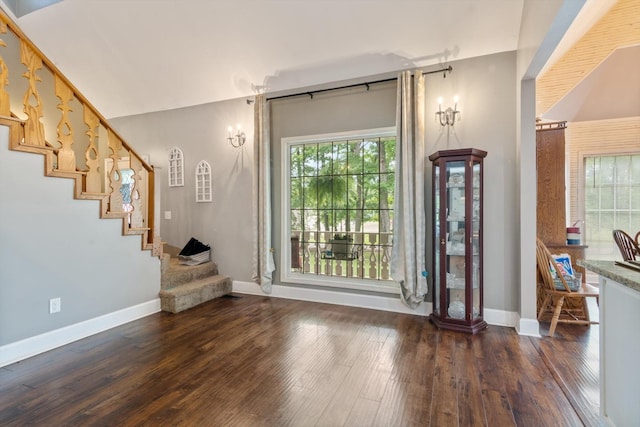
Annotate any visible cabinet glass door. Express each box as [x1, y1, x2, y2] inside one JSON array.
[[434, 163, 441, 316], [445, 161, 466, 320], [472, 160, 481, 319]]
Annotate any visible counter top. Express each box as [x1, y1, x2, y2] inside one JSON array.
[[578, 259, 640, 292]]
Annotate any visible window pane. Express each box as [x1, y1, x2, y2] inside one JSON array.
[[348, 140, 363, 174], [585, 185, 598, 210], [599, 157, 614, 186], [363, 139, 379, 174], [318, 142, 333, 172], [290, 145, 304, 178], [631, 155, 640, 182], [364, 175, 380, 209], [632, 184, 640, 210], [599, 213, 614, 242], [290, 210, 303, 231], [631, 212, 640, 232], [303, 177, 317, 207], [332, 142, 348, 174], [317, 209, 332, 232], [303, 145, 317, 177], [285, 131, 395, 282], [334, 209, 347, 232], [333, 175, 348, 209], [382, 138, 396, 171], [616, 185, 630, 209], [382, 172, 394, 208], [615, 156, 630, 184], [291, 177, 303, 209], [615, 212, 630, 230], [600, 187, 614, 209], [303, 210, 318, 231]]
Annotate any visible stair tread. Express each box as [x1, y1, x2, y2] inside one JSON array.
[[125, 227, 150, 235], [159, 274, 232, 313], [80, 192, 108, 199]]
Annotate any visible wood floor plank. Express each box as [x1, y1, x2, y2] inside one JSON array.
[[429, 331, 459, 426], [316, 340, 385, 426], [0, 294, 599, 426], [457, 334, 487, 427], [343, 397, 380, 427], [471, 330, 517, 427], [371, 378, 408, 427]]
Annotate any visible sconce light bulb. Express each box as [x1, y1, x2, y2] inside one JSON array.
[[437, 96, 443, 106], [236, 124, 241, 131], [227, 125, 233, 133], [453, 95, 459, 104]]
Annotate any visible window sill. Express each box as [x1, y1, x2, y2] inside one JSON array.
[[281, 271, 399, 295]]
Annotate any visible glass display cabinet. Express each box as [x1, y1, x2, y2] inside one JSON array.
[[429, 148, 487, 334]]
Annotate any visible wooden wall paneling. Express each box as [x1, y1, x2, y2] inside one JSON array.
[[537, 0, 640, 116], [536, 124, 567, 245]]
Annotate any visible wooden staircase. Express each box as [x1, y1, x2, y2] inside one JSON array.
[[159, 246, 232, 313], [0, 11, 161, 256]]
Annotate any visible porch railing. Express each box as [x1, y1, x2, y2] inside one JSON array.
[[0, 10, 160, 255], [291, 230, 393, 281]]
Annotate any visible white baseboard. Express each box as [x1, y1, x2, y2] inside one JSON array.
[[484, 308, 519, 328], [233, 281, 519, 328], [515, 317, 542, 337], [0, 299, 161, 368], [233, 280, 431, 316]]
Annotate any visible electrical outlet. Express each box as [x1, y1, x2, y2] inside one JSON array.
[[164, 211, 172, 220], [49, 297, 61, 314]]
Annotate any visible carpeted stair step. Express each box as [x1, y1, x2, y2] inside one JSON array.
[[159, 274, 232, 313], [161, 254, 220, 290]]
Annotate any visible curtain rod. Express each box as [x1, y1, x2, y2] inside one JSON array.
[[266, 66, 452, 102]]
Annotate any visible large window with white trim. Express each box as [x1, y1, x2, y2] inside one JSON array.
[[584, 153, 640, 259], [281, 128, 396, 293]]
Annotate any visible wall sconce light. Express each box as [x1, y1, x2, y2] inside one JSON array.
[[436, 95, 460, 127], [227, 124, 246, 148]]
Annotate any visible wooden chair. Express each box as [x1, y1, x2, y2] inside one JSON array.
[[536, 238, 599, 337], [613, 229, 640, 261]]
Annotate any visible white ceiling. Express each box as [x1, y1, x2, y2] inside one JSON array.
[[3, 0, 624, 122], [4, 0, 526, 119]]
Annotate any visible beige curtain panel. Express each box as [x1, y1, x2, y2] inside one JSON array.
[[252, 94, 275, 293], [391, 70, 428, 308]]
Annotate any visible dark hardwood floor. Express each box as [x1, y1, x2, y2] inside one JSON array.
[[0, 294, 600, 426]]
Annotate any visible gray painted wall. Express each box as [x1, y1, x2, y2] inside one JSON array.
[[112, 50, 519, 313], [425, 51, 518, 312], [0, 126, 161, 346], [111, 98, 256, 282]]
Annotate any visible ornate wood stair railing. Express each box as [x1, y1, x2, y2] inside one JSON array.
[[0, 10, 161, 256]]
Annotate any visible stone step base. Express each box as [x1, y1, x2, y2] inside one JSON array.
[[159, 274, 232, 313]]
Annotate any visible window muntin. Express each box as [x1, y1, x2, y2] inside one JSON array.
[[281, 128, 397, 293]]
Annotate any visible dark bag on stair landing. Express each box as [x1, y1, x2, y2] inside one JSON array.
[[178, 237, 211, 265]]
